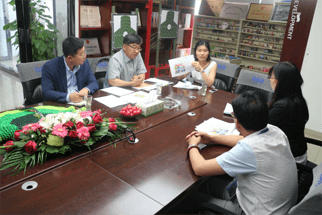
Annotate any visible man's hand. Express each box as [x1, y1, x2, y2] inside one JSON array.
[[131, 75, 143, 87], [79, 88, 89, 96], [69, 92, 84, 103], [186, 131, 213, 144], [187, 135, 201, 146]]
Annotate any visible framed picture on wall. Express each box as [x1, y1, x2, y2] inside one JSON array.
[[270, 2, 291, 22], [220, 3, 250, 20], [159, 9, 179, 39], [246, 3, 274, 22]]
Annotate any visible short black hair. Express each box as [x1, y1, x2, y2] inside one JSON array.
[[123, 33, 142, 45], [62, 36, 84, 57], [232, 91, 268, 131], [194, 40, 211, 62]]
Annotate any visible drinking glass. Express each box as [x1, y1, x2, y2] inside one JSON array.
[[201, 83, 207, 96], [84, 95, 93, 110]]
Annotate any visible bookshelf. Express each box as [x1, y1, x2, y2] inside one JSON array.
[[192, 15, 287, 73]]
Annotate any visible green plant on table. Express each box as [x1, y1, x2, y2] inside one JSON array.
[[3, 0, 60, 63]]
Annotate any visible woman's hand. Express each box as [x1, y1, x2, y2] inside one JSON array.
[[191, 61, 203, 72]]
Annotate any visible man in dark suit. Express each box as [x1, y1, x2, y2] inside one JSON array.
[[41, 36, 99, 103]]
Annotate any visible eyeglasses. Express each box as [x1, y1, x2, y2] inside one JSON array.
[[127, 44, 142, 52], [81, 49, 87, 57], [231, 112, 235, 118], [267, 75, 277, 79]]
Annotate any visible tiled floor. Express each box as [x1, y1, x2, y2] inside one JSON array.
[[0, 68, 321, 165]]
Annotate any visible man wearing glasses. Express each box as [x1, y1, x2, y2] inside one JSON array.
[[105, 33, 147, 87], [42, 36, 99, 103]]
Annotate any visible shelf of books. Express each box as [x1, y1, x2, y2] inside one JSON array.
[[192, 15, 288, 74]]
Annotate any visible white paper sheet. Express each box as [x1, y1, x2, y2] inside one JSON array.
[[101, 87, 134, 97], [120, 91, 150, 104], [144, 78, 172, 86], [173, 81, 202, 90], [133, 84, 157, 91], [195, 117, 238, 136], [224, 103, 233, 115], [168, 55, 195, 77], [94, 95, 128, 108]]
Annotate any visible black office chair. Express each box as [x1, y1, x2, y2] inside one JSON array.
[[198, 137, 322, 215], [87, 56, 110, 89], [212, 60, 240, 92], [234, 69, 274, 103], [16, 60, 49, 105]]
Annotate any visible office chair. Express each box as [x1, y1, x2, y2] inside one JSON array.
[[87, 56, 110, 89], [212, 60, 240, 92], [16, 60, 49, 105], [234, 69, 274, 103], [198, 137, 322, 215]]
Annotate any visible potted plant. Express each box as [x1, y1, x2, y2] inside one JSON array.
[[3, 0, 60, 62]]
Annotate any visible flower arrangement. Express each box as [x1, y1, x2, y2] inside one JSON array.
[[0, 109, 135, 175]]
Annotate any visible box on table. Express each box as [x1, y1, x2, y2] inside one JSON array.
[[136, 99, 164, 117]]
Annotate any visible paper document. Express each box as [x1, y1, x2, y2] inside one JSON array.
[[132, 82, 157, 91], [101, 87, 134, 97], [144, 78, 173, 86], [223, 103, 233, 115], [195, 117, 239, 136], [120, 91, 150, 104], [168, 55, 194, 77], [173, 81, 202, 90], [67, 100, 86, 107], [94, 95, 128, 108]]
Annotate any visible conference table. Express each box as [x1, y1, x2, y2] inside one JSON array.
[[0, 77, 238, 214]]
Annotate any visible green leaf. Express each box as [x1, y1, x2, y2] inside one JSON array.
[[19, 133, 28, 140], [58, 145, 71, 154], [13, 141, 28, 148], [39, 144, 47, 151], [46, 145, 59, 154], [25, 155, 32, 164], [85, 138, 95, 147], [0, 149, 7, 156]]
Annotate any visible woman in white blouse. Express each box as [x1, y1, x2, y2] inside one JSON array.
[[178, 40, 217, 87]]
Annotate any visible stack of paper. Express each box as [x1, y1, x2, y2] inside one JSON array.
[[94, 95, 128, 108], [195, 117, 239, 136], [144, 78, 173, 86], [101, 87, 134, 96], [120, 91, 150, 104], [173, 81, 202, 90]]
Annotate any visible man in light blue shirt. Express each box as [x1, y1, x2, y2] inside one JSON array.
[[186, 91, 298, 214], [105, 33, 147, 88]]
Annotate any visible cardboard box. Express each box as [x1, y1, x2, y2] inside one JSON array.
[[136, 99, 164, 117]]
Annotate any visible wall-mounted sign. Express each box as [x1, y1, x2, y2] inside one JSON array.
[[220, 3, 250, 20], [270, 2, 291, 22], [159, 10, 179, 39], [199, 0, 225, 17], [247, 3, 274, 22]]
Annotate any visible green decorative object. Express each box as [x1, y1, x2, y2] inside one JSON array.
[[2, 0, 60, 62], [47, 135, 64, 146], [113, 15, 137, 50], [160, 10, 178, 39], [0, 106, 76, 142]]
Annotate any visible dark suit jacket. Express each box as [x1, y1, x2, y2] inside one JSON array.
[[268, 98, 307, 157], [41, 56, 99, 102]]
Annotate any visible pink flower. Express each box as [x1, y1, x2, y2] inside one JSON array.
[[52, 123, 68, 138], [63, 121, 74, 128], [77, 127, 90, 141], [80, 111, 93, 118], [22, 123, 42, 132], [24, 141, 37, 154], [69, 130, 78, 138], [92, 114, 103, 124], [109, 118, 116, 122], [109, 123, 117, 132], [94, 109, 102, 115], [4, 140, 14, 152]]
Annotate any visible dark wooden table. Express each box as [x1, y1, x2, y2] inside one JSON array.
[[1, 78, 238, 214]]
